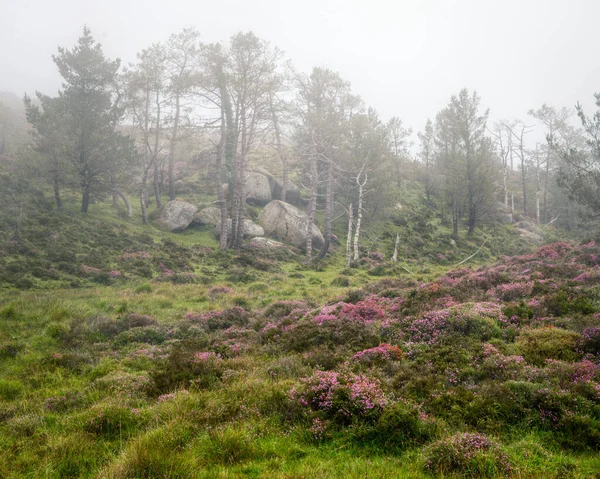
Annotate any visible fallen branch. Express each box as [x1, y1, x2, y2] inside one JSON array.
[[540, 214, 560, 229], [453, 238, 488, 267]]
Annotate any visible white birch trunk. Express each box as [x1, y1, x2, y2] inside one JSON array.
[[353, 171, 366, 261], [346, 203, 353, 268]]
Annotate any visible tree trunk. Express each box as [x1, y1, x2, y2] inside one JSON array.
[[140, 189, 148, 225], [521, 156, 527, 216], [270, 93, 287, 202], [451, 197, 459, 239], [353, 171, 366, 261], [113, 190, 132, 217], [81, 179, 90, 214], [216, 107, 228, 250], [511, 192, 515, 213], [317, 160, 333, 260], [535, 176, 540, 222], [305, 152, 318, 263], [346, 202, 353, 268], [153, 160, 162, 208], [392, 232, 400, 263], [169, 92, 180, 201], [543, 151, 550, 223], [53, 174, 63, 211], [503, 163, 508, 209]]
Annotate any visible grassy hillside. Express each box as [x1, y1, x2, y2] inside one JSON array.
[[2, 179, 594, 477], [1, 237, 600, 477]]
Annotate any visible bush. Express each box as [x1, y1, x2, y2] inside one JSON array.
[[516, 327, 581, 365], [150, 341, 223, 395], [113, 327, 166, 347], [290, 370, 388, 424], [330, 276, 351, 287], [544, 290, 597, 316], [578, 326, 600, 355], [423, 432, 512, 477], [186, 307, 250, 331], [373, 401, 437, 450], [84, 402, 147, 438]]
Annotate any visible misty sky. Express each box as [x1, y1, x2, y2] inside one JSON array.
[[2, 0, 600, 139]]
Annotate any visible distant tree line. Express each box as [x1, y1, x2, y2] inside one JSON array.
[[2, 26, 599, 256]]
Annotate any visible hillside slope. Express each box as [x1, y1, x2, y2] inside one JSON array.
[[0, 240, 599, 477]]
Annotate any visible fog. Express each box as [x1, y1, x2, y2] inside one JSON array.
[[2, 0, 600, 133]]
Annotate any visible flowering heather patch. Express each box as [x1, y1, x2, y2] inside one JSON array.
[[352, 343, 404, 364], [488, 281, 534, 301], [423, 432, 513, 477], [312, 314, 338, 325], [158, 389, 189, 402], [535, 242, 574, 260], [309, 417, 329, 441], [579, 325, 600, 355], [369, 251, 384, 262], [185, 306, 250, 330], [405, 308, 452, 344], [207, 285, 234, 300], [192, 351, 222, 363], [481, 343, 526, 380], [572, 267, 600, 284], [264, 300, 311, 321], [290, 369, 388, 420]]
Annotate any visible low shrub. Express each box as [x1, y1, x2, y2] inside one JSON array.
[[290, 369, 388, 424], [422, 432, 513, 477], [516, 327, 581, 365]]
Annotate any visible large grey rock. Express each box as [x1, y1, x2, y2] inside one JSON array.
[[272, 178, 301, 205], [245, 172, 272, 205], [215, 219, 265, 239], [248, 237, 286, 250], [159, 200, 197, 232], [498, 213, 513, 224], [258, 200, 324, 249], [248, 237, 285, 249], [193, 206, 221, 226]]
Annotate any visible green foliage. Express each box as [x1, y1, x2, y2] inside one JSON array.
[[422, 432, 513, 478], [516, 327, 581, 365]]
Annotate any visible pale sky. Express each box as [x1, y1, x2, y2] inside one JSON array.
[[2, 0, 600, 138]]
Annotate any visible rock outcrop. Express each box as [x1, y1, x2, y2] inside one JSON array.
[[245, 172, 272, 205], [192, 206, 221, 226], [215, 219, 265, 239], [258, 200, 324, 249], [158, 200, 197, 232], [248, 237, 286, 250]]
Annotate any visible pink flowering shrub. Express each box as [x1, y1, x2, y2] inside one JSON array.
[[535, 242, 574, 260], [352, 343, 404, 365], [488, 281, 534, 301], [185, 306, 250, 331], [207, 285, 233, 301], [481, 343, 526, 380], [423, 432, 512, 477], [290, 369, 388, 423], [578, 325, 600, 355]]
